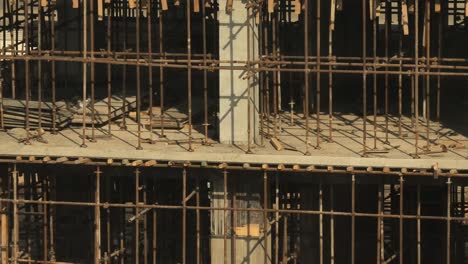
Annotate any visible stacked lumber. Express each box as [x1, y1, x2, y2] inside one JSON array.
[[139, 106, 188, 129], [71, 96, 137, 126], [1, 98, 72, 130]]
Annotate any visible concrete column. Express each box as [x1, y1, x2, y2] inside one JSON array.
[[218, 0, 259, 145]]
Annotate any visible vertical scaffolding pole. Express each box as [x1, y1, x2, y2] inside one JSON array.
[[316, 0, 321, 149], [37, 3, 43, 132], [263, 170, 268, 264], [43, 176, 48, 263], [24, 0, 31, 145], [362, 0, 368, 156], [147, 0, 154, 144], [304, 0, 310, 155], [196, 175, 200, 264], [398, 0, 403, 137], [136, 0, 142, 150], [414, 0, 420, 158], [152, 178, 157, 264], [95, 166, 102, 264], [372, 0, 378, 150], [330, 184, 334, 264], [246, 6, 253, 154], [424, 0, 431, 148], [275, 174, 279, 264], [0, 172, 8, 263], [446, 177, 451, 264], [159, 1, 165, 138], [399, 175, 404, 264], [51, 0, 57, 134], [319, 183, 323, 264], [187, 0, 193, 152], [384, 0, 390, 143], [202, 0, 209, 145], [223, 168, 228, 264], [81, 0, 88, 148], [351, 174, 355, 264], [12, 164, 18, 264], [417, 184, 421, 264], [182, 167, 187, 264], [135, 168, 140, 263], [377, 183, 382, 263], [107, 0, 113, 136], [328, 0, 334, 141], [90, 0, 96, 142]]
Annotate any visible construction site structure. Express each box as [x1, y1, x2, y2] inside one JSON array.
[[0, 0, 467, 262]]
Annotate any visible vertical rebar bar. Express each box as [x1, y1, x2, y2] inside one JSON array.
[[81, 0, 88, 148], [399, 175, 404, 264], [51, 1, 57, 134], [136, 0, 142, 150], [304, 0, 310, 155], [43, 176, 48, 263], [159, 2, 165, 138], [319, 183, 323, 264], [196, 175, 200, 264], [147, 0, 154, 144], [372, 0, 377, 150], [95, 166, 101, 264], [107, 0, 113, 136], [223, 169, 228, 264], [202, 0, 209, 145], [377, 182, 382, 263], [446, 177, 451, 264], [187, 0, 193, 152], [38, 4, 43, 132], [275, 174, 279, 264], [398, 0, 403, 137], [384, 0, 390, 143], [316, 0, 321, 149], [246, 6, 253, 154], [182, 167, 187, 264], [351, 174, 355, 264], [90, 0, 96, 142], [424, 0, 431, 148], [330, 184, 334, 264], [328, 0, 334, 141], [417, 184, 421, 264], [263, 170, 268, 264], [12, 164, 18, 264], [135, 168, 140, 263], [362, 0, 367, 156], [24, 0, 31, 145], [414, 0, 420, 158]]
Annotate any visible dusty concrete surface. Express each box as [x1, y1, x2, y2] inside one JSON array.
[[0, 113, 466, 170]]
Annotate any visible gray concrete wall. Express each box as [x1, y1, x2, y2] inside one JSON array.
[[218, 0, 259, 145]]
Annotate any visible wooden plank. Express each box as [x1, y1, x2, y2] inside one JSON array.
[[466, 0, 468, 17], [434, 0, 440, 13], [330, 0, 336, 30], [98, 0, 104, 21], [369, 0, 375, 20], [161, 0, 168, 10], [402, 1, 409, 35], [294, 0, 301, 14], [268, 0, 274, 13], [41, 0, 47, 7], [128, 0, 136, 9], [194, 0, 200, 12], [72, 0, 79, 8]]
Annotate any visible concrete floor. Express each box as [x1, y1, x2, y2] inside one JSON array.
[[0, 112, 466, 170]]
